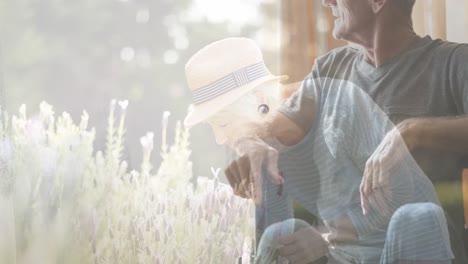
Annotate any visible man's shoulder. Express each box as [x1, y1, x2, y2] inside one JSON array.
[[309, 46, 360, 80], [441, 40, 468, 60], [423, 37, 468, 62], [432, 38, 468, 51]]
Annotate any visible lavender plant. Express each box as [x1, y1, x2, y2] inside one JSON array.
[[0, 101, 255, 264]]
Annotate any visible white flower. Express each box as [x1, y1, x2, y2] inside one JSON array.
[[118, 100, 129, 111], [62, 112, 71, 121], [19, 104, 27, 119], [140, 132, 154, 151], [39, 101, 54, 121], [80, 111, 89, 130], [162, 111, 171, 128], [161, 111, 171, 152]]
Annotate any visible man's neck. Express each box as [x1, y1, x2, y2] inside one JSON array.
[[361, 17, 420, 67]]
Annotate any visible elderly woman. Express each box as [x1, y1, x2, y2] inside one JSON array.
[[184, 38, 453, 264]]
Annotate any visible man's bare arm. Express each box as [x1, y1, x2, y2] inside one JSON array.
[[265, 81, 318, 147], [360, 116, 468, 214], [267, 112, 308, 147], [407, 116, 468, 157]]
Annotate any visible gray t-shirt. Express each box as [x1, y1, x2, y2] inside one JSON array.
[[260, 36, 468, 263], [284, 36, 468, 184]]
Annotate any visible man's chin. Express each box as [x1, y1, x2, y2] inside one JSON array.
[[332, 30, 342, 41], [332, 28, 347, 41]]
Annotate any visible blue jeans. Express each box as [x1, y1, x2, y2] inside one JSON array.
[[258, 203, 453, 264]]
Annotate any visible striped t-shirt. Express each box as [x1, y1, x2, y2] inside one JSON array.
[[260, 36, 468, 263]]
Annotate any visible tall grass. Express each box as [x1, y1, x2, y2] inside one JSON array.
[[0, 101, 255, 263]]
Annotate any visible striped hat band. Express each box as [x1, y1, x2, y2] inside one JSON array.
[[192, 62, 269, 105]]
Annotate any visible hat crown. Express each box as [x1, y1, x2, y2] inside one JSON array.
[[185, 38, 264, 91]]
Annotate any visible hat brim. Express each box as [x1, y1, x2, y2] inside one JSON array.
[[184, 74, 288, 127]]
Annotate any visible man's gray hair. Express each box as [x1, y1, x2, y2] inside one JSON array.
[[395, 0, 416, 15]]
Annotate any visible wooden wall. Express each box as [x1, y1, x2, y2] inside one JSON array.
[[279, 0, 464, 81], [279, 0, 346, 85]]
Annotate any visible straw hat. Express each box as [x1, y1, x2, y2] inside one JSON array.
[[184, 38, 288, 127]]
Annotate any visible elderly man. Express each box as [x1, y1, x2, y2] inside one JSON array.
[[223, 0, 468, 263], [185, 36, 454, 263]]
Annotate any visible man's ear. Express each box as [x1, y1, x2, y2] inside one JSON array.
[[369, 0, 387, 14]]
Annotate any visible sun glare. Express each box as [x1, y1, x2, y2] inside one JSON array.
[[188, 0, 262, 25]]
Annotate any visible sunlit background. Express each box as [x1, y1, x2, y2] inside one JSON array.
[[0, 0, 468, 262], [1, 0, 467, 180], [0, 0, 283, 180]]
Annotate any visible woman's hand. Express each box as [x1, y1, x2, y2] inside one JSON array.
[[277, 226, 329, 264], [360, 118, 420, 215], [224, 137, 283, 205]]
